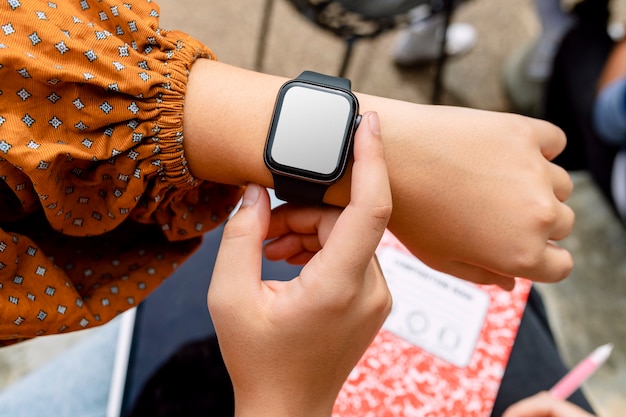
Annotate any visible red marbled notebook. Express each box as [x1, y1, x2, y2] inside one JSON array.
[[332, 230, 532, 417]]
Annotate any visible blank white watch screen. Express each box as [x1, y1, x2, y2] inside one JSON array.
[[270, 85, 352, 176]]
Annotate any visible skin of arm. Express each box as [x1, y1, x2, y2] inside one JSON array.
[[208, 112, 393, 417], [597, 38, 626, 90], [184, 59, 575, 289]]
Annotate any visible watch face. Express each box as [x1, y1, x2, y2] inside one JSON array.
[[265, 81, 359, 183]]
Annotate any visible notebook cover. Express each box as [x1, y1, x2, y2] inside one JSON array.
[[332, 230, 532, 417]]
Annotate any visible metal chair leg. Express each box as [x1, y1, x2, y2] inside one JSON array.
[[338, 37, 357, 78], [255, 0, 275, 72], [431, 0, 454, 104]]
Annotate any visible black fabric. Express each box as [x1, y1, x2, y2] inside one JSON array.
[[490, 287, 595, 416], [127, 336, 234, 417]]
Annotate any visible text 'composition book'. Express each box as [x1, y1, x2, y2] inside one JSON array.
[[332, 230, 531, 417]]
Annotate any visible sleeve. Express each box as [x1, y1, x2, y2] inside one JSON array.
[[592, 77, 626, 145], [0, 0, 243, 344]]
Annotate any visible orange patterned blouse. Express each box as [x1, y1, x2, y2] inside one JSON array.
[[0, 0, 243, 344]]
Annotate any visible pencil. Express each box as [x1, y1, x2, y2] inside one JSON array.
[[549, 343, 614, 400]]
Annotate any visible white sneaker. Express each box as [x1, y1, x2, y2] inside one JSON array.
[[392, 16, 477, 66], [608, 21, 625, 41]]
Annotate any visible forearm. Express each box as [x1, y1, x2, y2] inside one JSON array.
[[183, 59, 430, 251], [182, 58, 416, 206], [183, 59, 434, 219]]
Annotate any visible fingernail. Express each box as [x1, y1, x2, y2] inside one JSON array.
[[241, 183, 260, 208], [367, 111, 381, 136]]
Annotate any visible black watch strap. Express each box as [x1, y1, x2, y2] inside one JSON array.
[[272, 174, 329, 206], [297, 71, 351, 90]]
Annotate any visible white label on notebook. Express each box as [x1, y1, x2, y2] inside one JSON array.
[[378, 247, 490, 368]]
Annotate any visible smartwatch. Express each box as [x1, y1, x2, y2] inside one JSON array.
[[264, 70, 361, 206]]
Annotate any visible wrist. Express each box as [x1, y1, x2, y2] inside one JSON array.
[[183, 59, 282, 187]]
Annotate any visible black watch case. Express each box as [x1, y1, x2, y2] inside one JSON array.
[[264, 79, 360, 185]]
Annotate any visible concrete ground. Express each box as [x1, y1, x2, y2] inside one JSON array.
[[0, 0, 624, 415]]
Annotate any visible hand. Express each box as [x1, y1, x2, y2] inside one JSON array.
[[503, 392, 596, 417], [373, 103, 576, 289], [208, 112, 393, 417]]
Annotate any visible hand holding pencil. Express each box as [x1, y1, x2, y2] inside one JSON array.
[[502, 392, 596, 417], [503, 343, 613, 417], [550, 343, 613, 401]]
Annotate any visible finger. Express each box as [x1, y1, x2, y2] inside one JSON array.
[[264, 232, 323, 262], [364, 255, 393, 320], [208, 184, 270, 303], [549, 202, 575, 242], [510, 240, 573, 283], [265, 203, 340, 243], [503, 392, 595, 417], [531, 241, 574, 283], [533, 118, 567, 161], [485, 239, 573, 284], [312, 111, 392, 277], [549, 163, 574, 203], [284, 251, 316, 265], [440, 261, 518, 291], [500, 240, 573, 284]]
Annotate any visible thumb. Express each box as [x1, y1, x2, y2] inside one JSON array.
[[209, 184, 270, 305]]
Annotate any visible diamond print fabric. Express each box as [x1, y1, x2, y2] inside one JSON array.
[[0, 0, 242, 344]]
